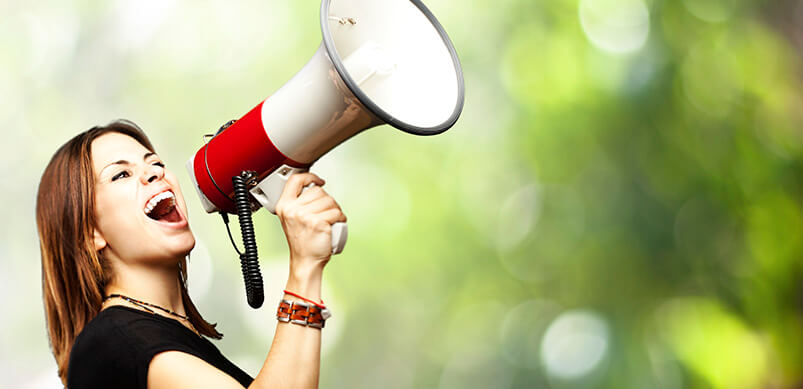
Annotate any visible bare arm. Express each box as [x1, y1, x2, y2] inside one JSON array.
[[148, 173, 345, 389]]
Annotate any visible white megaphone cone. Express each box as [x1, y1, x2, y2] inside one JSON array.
[[187, 0, 464, 308]]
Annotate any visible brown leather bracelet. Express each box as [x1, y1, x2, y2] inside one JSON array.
[[276, 299, 331, 329]]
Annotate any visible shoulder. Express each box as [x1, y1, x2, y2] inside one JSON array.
[[71, 306, 172, 355], [68, 307, 142, 388], [67, 306, 192, 389]]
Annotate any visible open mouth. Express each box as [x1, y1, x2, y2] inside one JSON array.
[[144, 191, 183, 223]]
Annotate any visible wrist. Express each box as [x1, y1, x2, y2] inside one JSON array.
[[286, 264, 323, 301], [289, 256, 325, 278]]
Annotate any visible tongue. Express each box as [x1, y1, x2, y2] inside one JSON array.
[[157, 206, 182, 223]]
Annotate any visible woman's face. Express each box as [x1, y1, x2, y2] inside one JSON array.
[[91, 132, 195, 265]]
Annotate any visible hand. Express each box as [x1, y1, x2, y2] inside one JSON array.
[[275, 172, 347, 275]]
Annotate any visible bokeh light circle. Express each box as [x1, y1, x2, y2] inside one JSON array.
[[579, 0, 650, 54], [541, 310, 609, 379]]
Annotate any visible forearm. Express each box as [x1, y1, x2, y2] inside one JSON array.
[[250, 260, 325, 389]]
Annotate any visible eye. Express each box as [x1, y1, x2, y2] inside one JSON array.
[[111, 171, 130, 181], [153, 161, 165, 168]]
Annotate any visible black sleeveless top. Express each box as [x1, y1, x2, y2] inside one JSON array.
[[67, 305, 254, 388]]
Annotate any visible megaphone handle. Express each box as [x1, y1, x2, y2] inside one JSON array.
[[250, 167, 348, 255], [301, 183, 348, 255], [251, 167, 348, 255]]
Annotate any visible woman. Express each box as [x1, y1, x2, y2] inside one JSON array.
[[36, 119, 345, 388]]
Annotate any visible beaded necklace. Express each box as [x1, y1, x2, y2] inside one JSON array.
[[103, 293, 200, 336]]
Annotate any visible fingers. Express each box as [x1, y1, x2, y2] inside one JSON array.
[[318, 207, 347, 224], [303, 194, 340, 214], [279, 173, 325, 204], [297, 184, 327, 205], [275, 172, 344, 223], [296, 187, 345, 224]]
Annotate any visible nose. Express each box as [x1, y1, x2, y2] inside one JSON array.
[[141, 164, 165, 185]]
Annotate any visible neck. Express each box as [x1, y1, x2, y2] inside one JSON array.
[[104, 258, 186, 317]]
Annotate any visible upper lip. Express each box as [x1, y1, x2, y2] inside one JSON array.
[[143, 187, 174, 215]]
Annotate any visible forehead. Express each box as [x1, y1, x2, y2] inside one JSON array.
[[91, 132, 151, 169]]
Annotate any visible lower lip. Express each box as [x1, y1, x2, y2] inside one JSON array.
[[145, 205, 189, 229]]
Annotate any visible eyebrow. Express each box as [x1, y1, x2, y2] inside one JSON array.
[[100, 152, 158, 176]]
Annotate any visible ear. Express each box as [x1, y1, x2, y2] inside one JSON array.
[[93, 228, 108, 252]]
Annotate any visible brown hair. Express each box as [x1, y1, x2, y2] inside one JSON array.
[[36, 119, 221, 385]]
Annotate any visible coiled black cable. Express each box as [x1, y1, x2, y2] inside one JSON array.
[[231, 172, 264, 308]]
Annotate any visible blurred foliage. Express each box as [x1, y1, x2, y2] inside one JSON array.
[[1, 0, 802, 388]]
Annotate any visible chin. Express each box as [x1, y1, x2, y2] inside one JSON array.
[[171, 233, 196, 258], [155, 229, 196, 260]]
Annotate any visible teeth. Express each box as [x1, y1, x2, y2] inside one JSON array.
[[144, 191, 175, 215]]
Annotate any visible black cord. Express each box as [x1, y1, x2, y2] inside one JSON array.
[[220, 212, 242, 256], [231, 172, 264, 309]]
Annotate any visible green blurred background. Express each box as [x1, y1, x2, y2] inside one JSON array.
[[2, 0, 802, 387]]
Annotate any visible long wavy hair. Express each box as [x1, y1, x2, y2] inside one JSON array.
[[36, 120, 222, 384]]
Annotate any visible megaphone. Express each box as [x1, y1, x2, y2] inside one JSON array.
[[187, 0, 464, 308]]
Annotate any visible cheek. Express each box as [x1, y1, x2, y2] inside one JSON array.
[[94, 186, 138, 239], [165, 173, 189, 212], [94, 189, 114, 229], [166, 171, 182, 193]]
